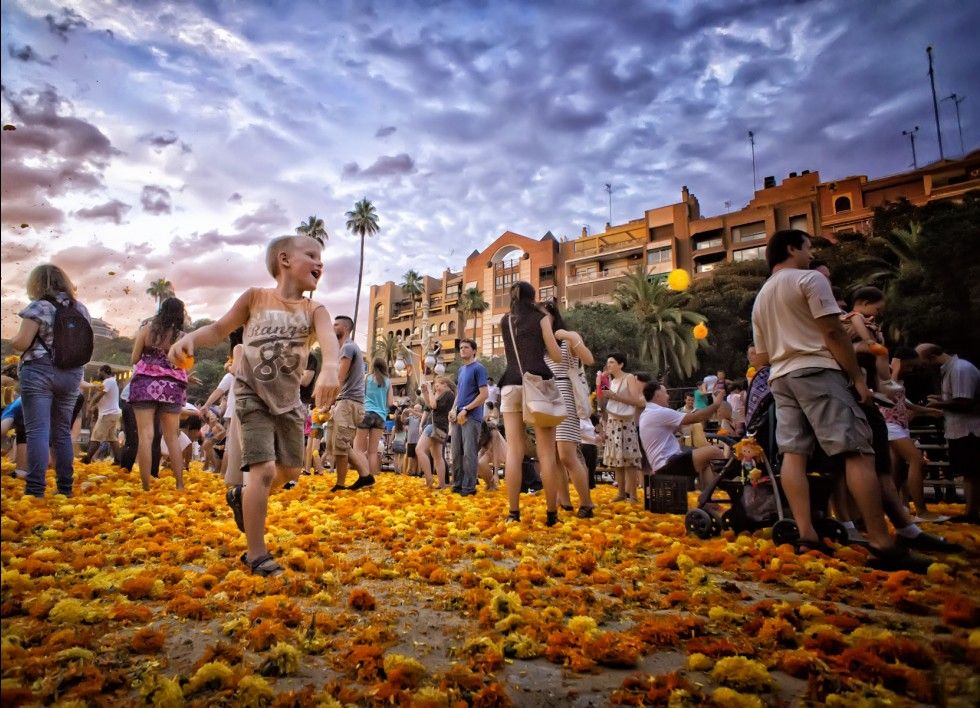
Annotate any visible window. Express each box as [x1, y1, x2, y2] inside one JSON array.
[[733, 245, 765, 262], [649, 224, 674, 242], [834, 196, 852, 213], [732, 221, 765, 243], [647, 246, 671, 265], [447, 321, 456, 334], [539, 266, 555, 281], [693, 237, 723, 251], [439, 323, 447, 335], [695, 261, 718, 273], [539, 285, 555, 301], [491, 324, 503, 351], [789, 215, 807, 232]]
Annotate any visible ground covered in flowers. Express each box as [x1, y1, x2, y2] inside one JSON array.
[[2, 459, 979, 707]]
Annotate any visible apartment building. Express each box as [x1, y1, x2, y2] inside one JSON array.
[[367, 149, 979, 361]]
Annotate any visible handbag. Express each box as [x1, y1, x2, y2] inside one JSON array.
[[570, 358, 592, 419], [507, 315, 566, 427]]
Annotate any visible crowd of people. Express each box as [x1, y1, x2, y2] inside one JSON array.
[[4, 229, 977, 577]]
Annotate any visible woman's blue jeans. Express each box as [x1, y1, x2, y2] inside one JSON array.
[[20, 358, 83, 497]]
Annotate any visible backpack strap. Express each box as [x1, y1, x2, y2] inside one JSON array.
[[34, 295, 63, 358]]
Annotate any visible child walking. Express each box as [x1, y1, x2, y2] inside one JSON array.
[[169, 235, 340, 576]]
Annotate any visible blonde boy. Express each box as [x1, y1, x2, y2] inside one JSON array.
[[170, 235, 340, 576]]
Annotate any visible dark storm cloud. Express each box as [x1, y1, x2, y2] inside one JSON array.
[[228, 192, 243, 203], [140, 185, 172, 214], [8, 44, 53, 65], [139, 130, 187, 151], [45, 7, 87, 41], [74, 199, 131, 224], [343, 153, 416, 178], [375, 126, 397, 138], [0, 85, 117, 229]]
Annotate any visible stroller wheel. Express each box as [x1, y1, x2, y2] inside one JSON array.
[[815, 518, 849, 545], [685, 509, 717, 539], [721, 509, 740, 533], [772, 519, 799, 547]]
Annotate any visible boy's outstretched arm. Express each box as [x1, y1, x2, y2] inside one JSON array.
[[169, 289, 252, 363], [312, 305, 340, 410]]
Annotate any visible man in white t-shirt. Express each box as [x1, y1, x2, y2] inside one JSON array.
[[752, 229, 910, 567], [917, 343, 980, 523], [83, 365, 122, 463], [639, 380, 726, 488]]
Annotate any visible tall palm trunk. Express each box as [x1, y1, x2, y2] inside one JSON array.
[[353, 233, 366, 335]]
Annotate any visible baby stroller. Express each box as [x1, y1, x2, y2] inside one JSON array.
[[684, 391, 850, 547]]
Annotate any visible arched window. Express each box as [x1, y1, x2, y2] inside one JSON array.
[[430, 324, 438, 335], [834, 196, 851, 213], [439, 323, 447, 335], [447, 321, 456, 334], [395, 329, 402, 339]]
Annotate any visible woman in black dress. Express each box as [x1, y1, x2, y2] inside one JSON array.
[[498, 281, 564, 525]]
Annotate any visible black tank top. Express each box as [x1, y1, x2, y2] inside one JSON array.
[[499, 311, 554, 387]]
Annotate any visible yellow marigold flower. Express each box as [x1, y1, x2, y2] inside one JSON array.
[[708, 606, 742, 624], [1, 569, 32, 593], [676, 553, 696, 573], [139, 674, 185, 707], [410, 687, 450, 708], [495, 613, 524, 634], [793, 580, 819, 595], [711, 656, 774, 691], [236, 675, 274, 708], [502, 632, 544, 659], [184, 661, 233, 694], [927, 562, 952, 582], [797, 603, 823, 620], [258, 642, 301, 677], [711, 687, 763, 708], [222, 615, 250, 637], [687, 652, 714, 671], [383, 653, 426, 684], [489, 590, 522, 619], [567, 615, 599, 637], [55, 647, 95, 663], [541, 606, 564, 623], [48, 598, 103, 624], [968, 629, 980, 650]]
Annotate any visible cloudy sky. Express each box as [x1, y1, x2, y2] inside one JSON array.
[[2, 0, 977, 345]]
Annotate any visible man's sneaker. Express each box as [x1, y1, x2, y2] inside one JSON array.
[[329, 484, 346, 492], [226, 485, 245, 533], [347, 474, 375, 490], [283, 480, 298, 490], [897, 532, 964, 554]]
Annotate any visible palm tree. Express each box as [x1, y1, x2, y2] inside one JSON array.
[[345, 198, 380, 334], [614, 267, 705, 381], [372, 332, 399, 371], [854, 221, 923, 290], [146, 278, 175, 306], [400, 269, 425, 350], [296, 215, 328, 244], [460, 286, 489, 341]]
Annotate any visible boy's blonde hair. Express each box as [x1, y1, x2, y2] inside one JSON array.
[[27, 264, 76, 301], [266, 235, 321, 278]]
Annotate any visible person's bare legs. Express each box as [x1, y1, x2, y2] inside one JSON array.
[[350, 429, 373, 480], [368, 429, 383, 476], [845, 453, 893, 550], [627, 466, 642, 501], [417, 434, 434, 486], [159, 411, 184, 490], [502, 411, 526, 516], [244, 461, 300, 562], [557, 441, 593, 509], [892, 438, 927, 514], [431, 441, 447, 486], [133, 408, 157, 491], [781, 452, 817, 542], [535, 426, 560, 515], [692, 445, 725, 491]]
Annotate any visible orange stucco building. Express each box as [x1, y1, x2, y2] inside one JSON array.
[[367, 150, 979, 361]]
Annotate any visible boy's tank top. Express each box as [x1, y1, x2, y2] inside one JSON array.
[[236, 287, 321, 414]]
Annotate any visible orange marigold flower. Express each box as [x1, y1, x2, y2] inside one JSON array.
[[130, 627, 166, 654], [348, 588, 376, 611]]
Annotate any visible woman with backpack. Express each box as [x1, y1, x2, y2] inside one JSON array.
[[130, 297, 189, 491], [10, 265, 93, 498]]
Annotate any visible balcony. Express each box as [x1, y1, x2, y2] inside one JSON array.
[[567, 233, 646, 262], [567, 265, 635, 286]]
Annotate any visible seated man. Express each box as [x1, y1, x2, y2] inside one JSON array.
[[639, 379, 728, 489]]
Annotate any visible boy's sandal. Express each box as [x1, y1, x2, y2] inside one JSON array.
[[867, 545, 931, 574], [794, 538, 834, 556], [226, 485, 245, 533], [249, 554, 284, 577], [239, 552, 249, 566]]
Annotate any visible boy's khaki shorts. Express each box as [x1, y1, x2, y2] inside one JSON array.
[[91, 412, 121, 442], [331, 398, 364, 456], [236, 395, 305, 469]]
